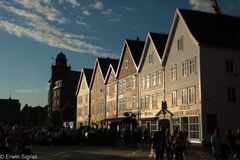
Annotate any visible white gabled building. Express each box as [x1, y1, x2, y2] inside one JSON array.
[[162, 8, 240, 143], [76, 68, 93, 128], [138, 32, 168, 134]]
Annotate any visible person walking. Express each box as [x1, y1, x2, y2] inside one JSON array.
[[153, 126, 166, 160], [211, 128, 222, 160]]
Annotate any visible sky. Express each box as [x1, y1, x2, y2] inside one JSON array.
[[0, 0, 240, 108]]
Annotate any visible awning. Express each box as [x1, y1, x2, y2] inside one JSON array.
[[155, 109, 174, 117]]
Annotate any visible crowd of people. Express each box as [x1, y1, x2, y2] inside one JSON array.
[[1, 123, 240, 160], [211, 127, 240, 160], [152, 126, 188, 160]]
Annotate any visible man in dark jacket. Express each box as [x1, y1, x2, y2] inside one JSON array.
[[153, 126, 166, 160]]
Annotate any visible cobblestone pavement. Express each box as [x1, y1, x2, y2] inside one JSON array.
[[28, 143, 240, 160], [134, 143, 240, 160]]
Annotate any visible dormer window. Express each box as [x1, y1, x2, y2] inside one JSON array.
[[125, 60, 128, 69], [177, 36, 184, 52]]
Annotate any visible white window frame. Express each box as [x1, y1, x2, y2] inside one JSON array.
[[177, 36, 184, 52], [182, 89, 187, 104], [152, 72, 156, 86], [148, 52, 153, 64], [157, 71, 162, 84], [122, 79, 126, 93], [171, 64, 177, 80], [182, 60, 188, 77], [188, 87, 196, 104], [131, 76, 136, 89], [189, 57, 196, 75], [124, 59, 128, 69], [172, 91, 177, 106], [132, 96, 136, 110], [146, 75, 150, 88]]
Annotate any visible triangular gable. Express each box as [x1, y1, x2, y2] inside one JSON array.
[[104, 64, 118, 84], [90, 58, 104, 89], [75, 70, 83, 96], [162, 8, 199, 66], [116, 39, 144, 78], [138, 32, 168, 72], [75, 68, 93, 95]]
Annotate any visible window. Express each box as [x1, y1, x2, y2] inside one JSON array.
[[140, 97, 145, 110], [172, 118, 180, 131], [91, 91, 94, 100], [227, 87, 236, 102], [119, 81, 122, 94], [132, 96, 136, 110], [100, 89, 103, 98], [123, 97, 127, 111], [189, 116, 200, 139], [131, 76, 136, 89], [177, 36, 184, 51], [119, 99, 122, 111], [182, 60, 188, 77], [114, 84, 117, 95], [171, 64, 177, 80], [226, 59, 233, 73], [148, 52, 153, 64], [107, 86, 110, 97], [172, 91, 177, 106], [141, 77, 145, 89], [124, 60, 128, 69], [145, 96, 150, 109], [146, 75, 150, 88], [188, 87, 196, 103], [122, 80, 126, 93], [157, 71, 162, 84], [182, 89, 187, 104], [189, 57, 196, 75], [152, 93, 158, 109], [152, 72, 157, 86], [114, 101, 117, 111]]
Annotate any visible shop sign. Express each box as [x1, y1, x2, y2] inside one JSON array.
[[141, 111, 154, 117], [173, 109, 199, 116]]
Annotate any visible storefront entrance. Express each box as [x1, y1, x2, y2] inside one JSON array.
[[172, 116, 200, 142]]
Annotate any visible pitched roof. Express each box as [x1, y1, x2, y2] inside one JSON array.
[[104, 59, 119, 83], [126, 39, 145, 66], [98, 57, 119, 78], [149, 32, 168, 58], [83, 68, 93, 86], [179, 9, 240, 47]]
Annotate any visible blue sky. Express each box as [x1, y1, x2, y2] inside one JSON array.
[[0, 0, 239, 108]]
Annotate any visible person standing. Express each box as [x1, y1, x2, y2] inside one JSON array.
[[173, 131, 185, 160], [211, 128, 222, 160], [153, 126, 166, 160]]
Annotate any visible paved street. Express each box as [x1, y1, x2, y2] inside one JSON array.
[[28, 143, 239, 160]]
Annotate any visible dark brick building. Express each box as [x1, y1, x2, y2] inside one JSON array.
[[48, 52, 80, 125], [0, 98, 21, 124]]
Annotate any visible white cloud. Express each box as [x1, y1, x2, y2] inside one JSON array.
[[122, 6, 134, 11], [189, 0, 214, 13], [66, 0, 80, 8], [94, 1, 104, 10], [102, 9, 113, 15], [0, 3, 117, 58], [15, 88, 41, 93], [83, 9, 91, 16], [76, 20, 91, 28], [15, 0, 66, 23]]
